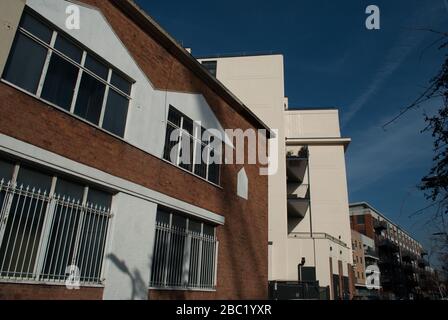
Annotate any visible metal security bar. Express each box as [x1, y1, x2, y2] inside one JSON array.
[[0, 179, 111, 285], [150, 221, 218, 290]]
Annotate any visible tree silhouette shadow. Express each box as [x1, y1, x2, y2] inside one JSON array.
[[107, 253, 148, 300]]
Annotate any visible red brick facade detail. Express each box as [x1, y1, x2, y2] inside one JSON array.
[[0, 0, 268, 299], [350, 214, 375, 239], [0, 283, 103, 300]]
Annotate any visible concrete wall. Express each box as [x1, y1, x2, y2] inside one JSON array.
[[285, 109, 341, 139], [285, 110, 353, 296]]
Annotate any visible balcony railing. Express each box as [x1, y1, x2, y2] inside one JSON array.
[[377, 237, 399, 252], [289, 232, 348, 248], [374, 220, 387, 233], [364, 248, 379, 260]]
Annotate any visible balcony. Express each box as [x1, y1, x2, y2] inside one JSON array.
[[286, 147, 308, 183], [401, 251, 417, 263], [377, 238, 399, 252], [374, 220, 387, 234], [364, 248, 379, 260], [287, 194, 310, 219]]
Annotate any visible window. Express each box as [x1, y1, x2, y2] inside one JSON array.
[[0, 159, 112, 285], [201, 61, 217, 77], [163, 106, 222, 185], [150, 208, 218, 290], [2, 11, 133, 138], [356, 215, 365, 224]]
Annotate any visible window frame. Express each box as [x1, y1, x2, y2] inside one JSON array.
[[163, 106, 223, 187], [149, 208, 218, 291], [1, 10, 134, 139], [0, 160, 113, 287]]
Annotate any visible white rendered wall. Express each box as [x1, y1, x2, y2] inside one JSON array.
[[102, 193, 157, 300]]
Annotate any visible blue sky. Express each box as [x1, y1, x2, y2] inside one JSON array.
[[136, 0, 448, 251]]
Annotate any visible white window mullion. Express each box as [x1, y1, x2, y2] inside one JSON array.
[[0, 164, 20, 248], [98, 69, 112, 127], [214, 240, 219, 288], [196, 223, 204, 288], [36, 31, 57, 98], [182, 219, 191, 287], [176, 117, 184, 166], [70, 51, 87, 113], [71, 186, 89, 268], [163, 213, 173, 287], [192, 125, 199, 171], [33, 176, 58, 281], [205, 144, 211, 181]]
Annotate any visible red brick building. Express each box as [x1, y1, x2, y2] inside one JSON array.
[[0, 0, 271, 300]]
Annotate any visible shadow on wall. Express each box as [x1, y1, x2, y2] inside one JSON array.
[[107, 253, 148, 300]]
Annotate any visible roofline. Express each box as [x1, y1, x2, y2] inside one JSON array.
[[109, 0, 274, 138], [196, 51, 283, 60], [286, 107, 338, 111], [349, 202, 424, 246]]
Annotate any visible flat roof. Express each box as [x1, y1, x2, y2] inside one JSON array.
[[349, 202, 424, 247], [196, 51, 283, 60]]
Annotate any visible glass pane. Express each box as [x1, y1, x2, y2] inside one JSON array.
[[207, 147, 221, 185], [54, 178, 84, 201], [0, 165, 50, 279], [156, 209, 170, 225], [55, 35, 82, 63], [203, 224, 215, 237], [87, 188, 111, 209], [172, 214, 186, 229], [0, 188, 48, 278], [188, 220, 201, 234], [2, 33, 47, 94], [179, 133, 194, 172], [182, 117, 194, 136], [167, 107, 182, 127], [20, 13, 52, 44], [41, 54, 79, 111], [75, 208, 109, 283], [85, 54, 108, 80], [74, 73, 106, 125], [167, 223, 185, 286], [111, 71, 131, 95], [0, 159, 15, 181], [163, 123, 180, 163], [102, 90, 129, 138], [194, 142, 208, 179], [201, 61, 217, 77], [42, 194, 81, 281], [16, 166, 52, 192]]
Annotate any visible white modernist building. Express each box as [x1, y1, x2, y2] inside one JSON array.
[[198, 54, 353, 299]]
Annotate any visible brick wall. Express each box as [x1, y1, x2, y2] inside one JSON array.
[[0, 0, 268, 300], [0, 283, 103, 300]]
